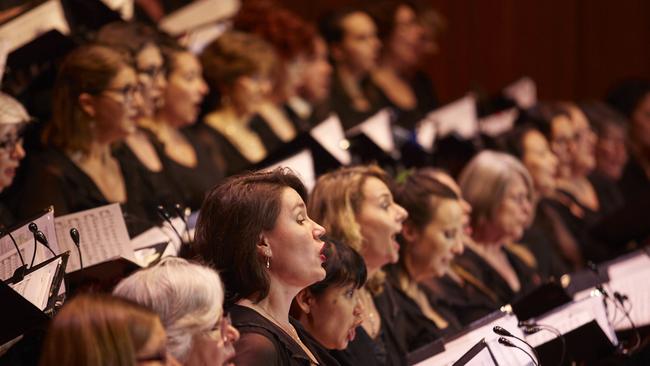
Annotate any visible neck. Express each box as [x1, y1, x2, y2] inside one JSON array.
[[244, 280, 301, 325], [155, 108, 183, 132], [337, 64, 365, 86], [75, 140, 112, 163], [403, 253, 432, 282], [380, 54, 409, 77]]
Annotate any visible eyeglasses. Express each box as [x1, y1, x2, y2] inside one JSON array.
[[208, 313, 233, 343], [102, 83, 143, 105], [139, 65, 166, 80], [0, 135, 23, 152]]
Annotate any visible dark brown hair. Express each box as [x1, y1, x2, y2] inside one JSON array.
[[194, 167, 307, 305], [308, 237, 367, 295], [43, 44, 131, 153], [95, 21, 159, 62], [40, 294, 160, 366]]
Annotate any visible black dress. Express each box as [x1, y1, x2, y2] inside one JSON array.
[[192, 123, 256, 177], [328, 326, 381, 366], [328, 70, 391, 131], [17, 148, 157, 235], [452, 245, 540, 307], [156, 127, 225, 211], [228, 304, 334, 366]]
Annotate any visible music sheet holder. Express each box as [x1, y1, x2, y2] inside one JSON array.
[[1, 252, 68, 345], [511, 281, 572, 321], [535, 320, 616, 366], [452, 338, 499, 366], [64, 256, 141, 296]]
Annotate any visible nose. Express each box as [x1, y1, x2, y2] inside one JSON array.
[[225, 323, 240, 343], [11, 141, 26, 161], [198, 77, 208, 96], [451, 235, 464, 255], [394, 203, 408, 223], [132, 87, 145, 112], [312, 219, 326, 239], [354, 293, 364, 317]]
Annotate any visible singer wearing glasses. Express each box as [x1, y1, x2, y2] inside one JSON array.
[[114, 257, 240, 366], [18, 44, 156, 231], [0, 92, 31, 227]]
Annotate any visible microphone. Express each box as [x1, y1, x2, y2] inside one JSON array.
[[493, 326, 540, 365], [157, 205, 184, 246], [173, 203, 191, 243], [497, 337, 539, 366], [2, 228, 27, 281], [35, 230, 56, 257], [70, 228, 83, 270], [520, 322, 566, 366]]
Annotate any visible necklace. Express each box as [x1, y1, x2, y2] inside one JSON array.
[[239, 300, 319, 365], [359, 288, 381, 338]]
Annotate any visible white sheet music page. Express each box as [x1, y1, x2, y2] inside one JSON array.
[[1, 209, 60, 281], [54, 203, 134, 272], [415, 115, 436, 153], [415, 313, 532, 366], [9, 257, 61, 311], [265, 149, 316, 192], [525, 294, 617, 347], [159, 0, 240, 36], [0, 39, 7, 87], [310, 114, 352, 165], [479, 108, 518, 137], [0, 0, 70, 53], [503, 77, 537, 109], [424, 95, 478, 140], [347, 108, 395, 154]]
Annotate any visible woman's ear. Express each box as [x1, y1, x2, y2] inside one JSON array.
[[401, 221, 419, 243], [295, 289, 315, 315], [78, 93, 97, 118]]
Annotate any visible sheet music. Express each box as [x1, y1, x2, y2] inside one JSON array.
[[265, 149, 316, 192], [479, 108, 518, 137], [9, 257, 61, 311], [416, 313, 532, 366], [347, 108, 395, 154], [182, 22, 229, 54], [310, 114, 352, 165], [459, 346, 498, 366], [525, 294, 617, 346], [503, 77, 537, 109], [606, 267, 650, 330], [54, 203, 134, 272], [422, 95, 478, 140], [159, 0, 240, 36], [416, 116, 436, 153], [0, 0, 70, 53], [1, 210, 60, 281], [0, 39, 7, 86]]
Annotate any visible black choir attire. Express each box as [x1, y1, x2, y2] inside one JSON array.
[[112, 131, 183, 211], [17, 148, 157, 235], [521, 199, 574, 280], [229, 304, 336, 366], [155, 128, 225, 211], [385, 265, 460, 351], [550, 173, 625, 262], [421, 269, 500, 327], [329, 327, 381, 366], [451, 245, 540, 308], [328, 71, 390, 132]]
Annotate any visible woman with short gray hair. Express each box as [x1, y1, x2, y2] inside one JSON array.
[[454, 150, 540, 308], [113, 257, 239, 366]]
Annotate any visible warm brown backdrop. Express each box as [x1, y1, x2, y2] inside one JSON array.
[[277, 0, 650, 105]]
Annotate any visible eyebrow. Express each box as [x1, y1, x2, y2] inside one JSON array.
[[292, 202, 306, 211]]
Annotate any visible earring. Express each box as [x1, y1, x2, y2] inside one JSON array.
[[266, 256, 270, 269]]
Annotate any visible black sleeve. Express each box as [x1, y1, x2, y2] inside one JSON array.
[[232, 332, 280, 366]]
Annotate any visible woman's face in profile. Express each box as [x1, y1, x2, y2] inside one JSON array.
[[522, 129, 558, 197], [493, 174, 532, 242], [163, 52, 208, 127], [263, 187, 327, 288], [357, 177, 407, 270], [188, 311, 239, 366], [0, 123, 26, 192]]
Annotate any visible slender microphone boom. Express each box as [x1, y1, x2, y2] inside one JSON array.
[[2, 228, 27, 280], [493, 326, 540, 366], [157, 205, 184, 246], [69, 228, 83, 270], [173, 203, 191, 243], [35, 230, 56, 257], [497, 337, 539, 366]]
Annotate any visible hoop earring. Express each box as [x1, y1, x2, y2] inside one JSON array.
[[266, 256, 270, 269]]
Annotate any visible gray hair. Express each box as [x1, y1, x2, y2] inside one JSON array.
[[113, 257, 224, 362], [0, 92, 30, 125], [458, 150, 533, 231]]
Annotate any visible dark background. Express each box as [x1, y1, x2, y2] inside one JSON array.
[[278, 0, 650, 105]]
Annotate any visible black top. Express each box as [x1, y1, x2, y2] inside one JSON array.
[[619, 153, 650, 205], [372, 282, 411, 366], [328, 71, 391, 131], [17, 148, 156, 235], [155, 127, 225, 211], [452, 245, 540, 307], [384, 265, 454, 351], [229, 304, 334, 366], [521, 200, 573, 281], [112, 133, 183, 212], [192, 123, 255, 177]]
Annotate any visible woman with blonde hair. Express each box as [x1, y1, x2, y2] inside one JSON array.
[[309, 165, 415, 365], [40, 294, 176, 366]]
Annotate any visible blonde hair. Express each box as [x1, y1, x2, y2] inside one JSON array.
[[458, 150, 533, 233], [113, 257, 224, 362], [308, 165, 391, 293]]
